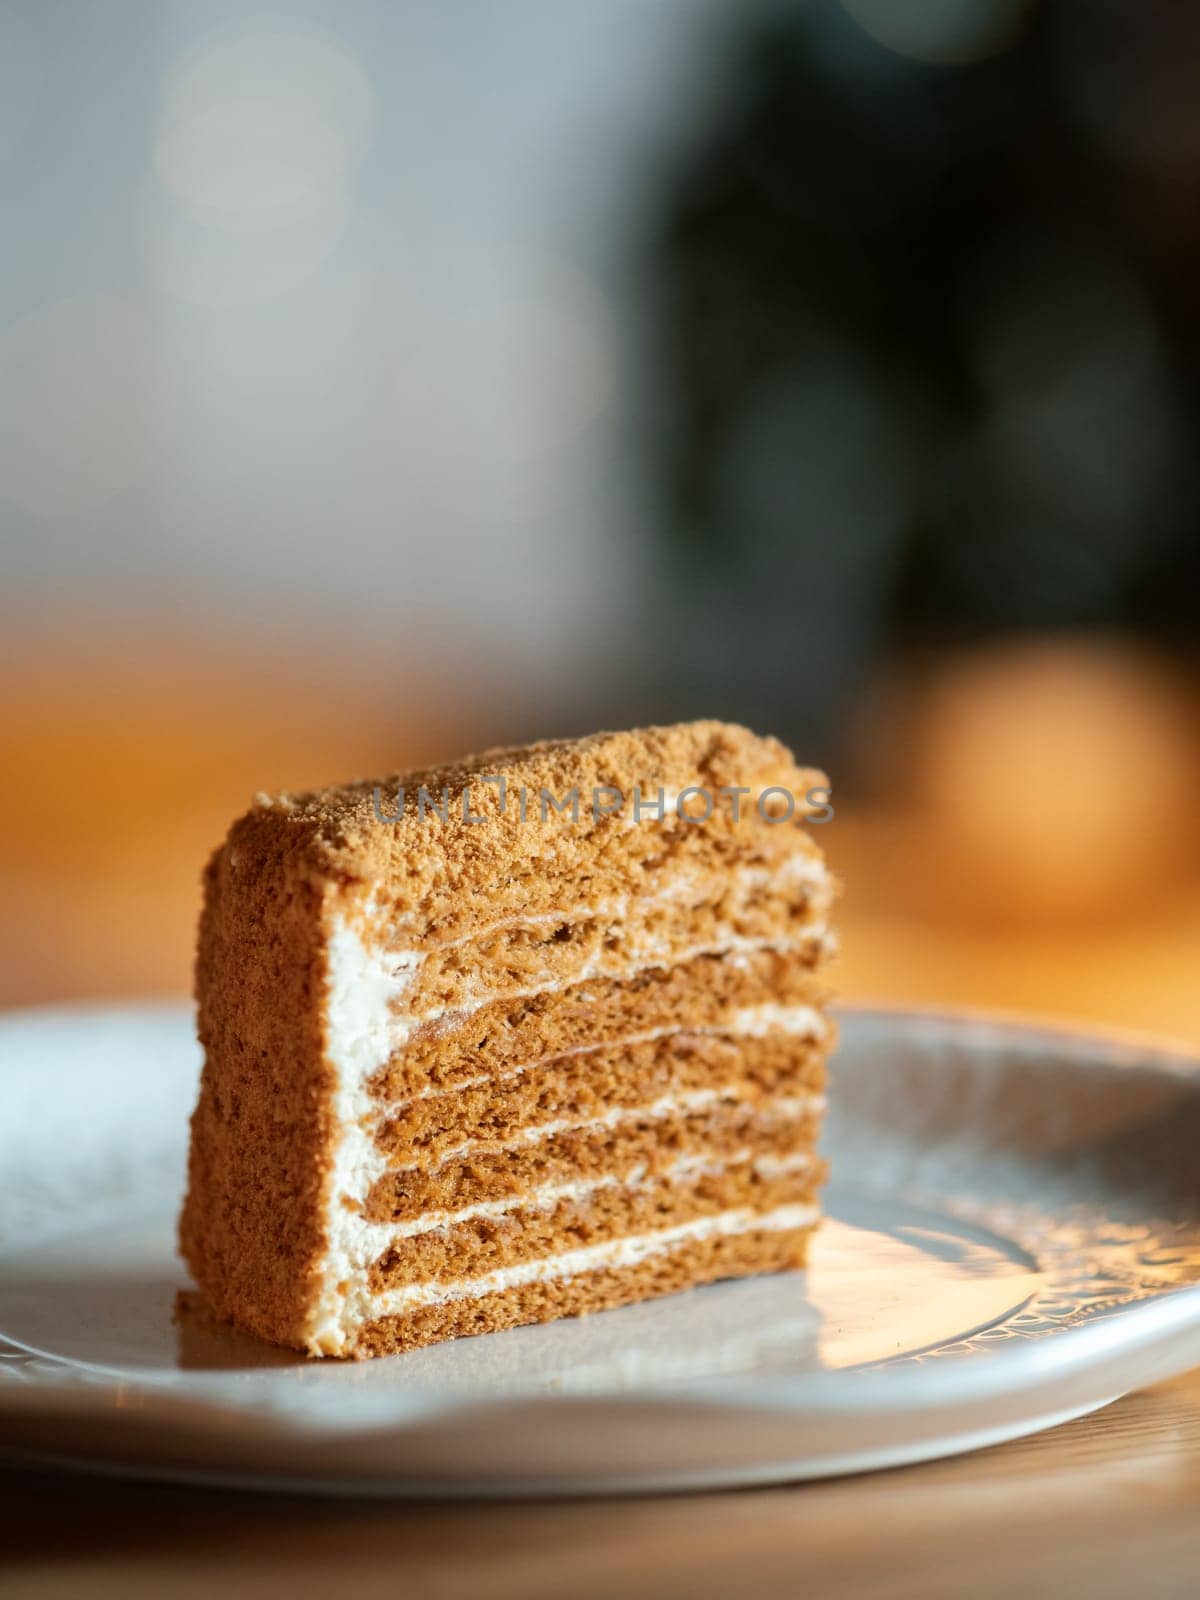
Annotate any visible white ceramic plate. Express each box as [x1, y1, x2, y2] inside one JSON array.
[[1, 1002, 1199, 1496]]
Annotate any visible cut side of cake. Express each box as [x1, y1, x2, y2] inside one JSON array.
[[180, 721, 837, 1357]]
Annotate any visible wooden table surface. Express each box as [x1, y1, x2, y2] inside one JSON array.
[[2, 1368, 1199, 1599]]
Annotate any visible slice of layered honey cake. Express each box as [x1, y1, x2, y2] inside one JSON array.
[[180, 721, 838, 1356]]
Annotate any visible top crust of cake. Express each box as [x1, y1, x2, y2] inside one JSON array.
[[239, 720, 827, 941]]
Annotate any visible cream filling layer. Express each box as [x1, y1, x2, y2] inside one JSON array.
[[374, 852, 835, 1031], [380, 923, 833, 1046], [384, 1089, 825, 1174], [385, 1086, 723, 1172], [376, 1148, 816, 1241], [363, 1201, 822, 1320], [380, 1003, 827, 1111]]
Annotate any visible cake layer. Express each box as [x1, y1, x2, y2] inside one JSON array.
[[368, 1159, 823, 1287], [393, 838, 828, 960], [372, 947, 831, 1100], [364, 1096, 825, 1222], [373, 1032, 827, 1162], [351, 1214, 820, 1356], [369, 1146, 820, 1241], [340, 858, 834, 1037]]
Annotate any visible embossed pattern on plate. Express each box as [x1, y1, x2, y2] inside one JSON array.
[[0, 1003, 1198, 1493]]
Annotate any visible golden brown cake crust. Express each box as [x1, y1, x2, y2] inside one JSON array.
[[251, 719, 829, 943], [179, 808, 335, 1349]]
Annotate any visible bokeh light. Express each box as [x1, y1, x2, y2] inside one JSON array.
[[154, 15, 374, 228], [380, 262, 617, 496], [839, 0, 1030, 64], [908, 637, 1195, 923], [143, 14, 373, 306], [138, 177, 352, 307]]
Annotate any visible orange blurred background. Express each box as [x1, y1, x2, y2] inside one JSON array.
[[5, 621, 1198, 1048]]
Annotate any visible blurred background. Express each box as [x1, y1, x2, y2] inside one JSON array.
[[2, 0, 1198, 1041]]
